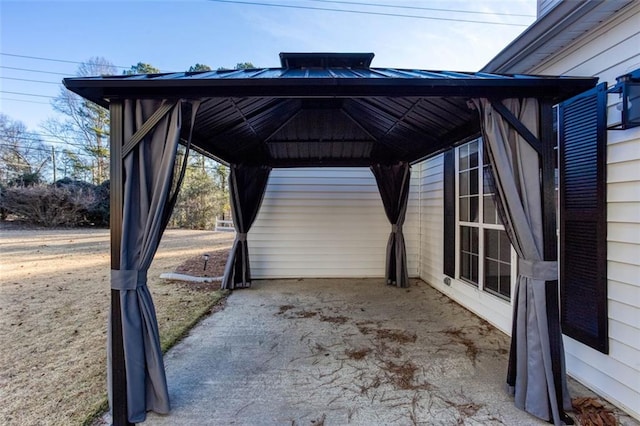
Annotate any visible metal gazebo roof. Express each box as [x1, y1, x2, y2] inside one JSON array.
[[63, 52, 597, 166]]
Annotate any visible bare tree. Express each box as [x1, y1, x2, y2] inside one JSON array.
[[43, 57, 116, 184], [0, 114, 49, 186]]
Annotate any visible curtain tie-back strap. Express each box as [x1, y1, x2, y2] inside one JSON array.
[[518, 259, 558, 281], [111, 269, 147, 290], [391, 224, 400, 233], [237, 233, 248, 242]]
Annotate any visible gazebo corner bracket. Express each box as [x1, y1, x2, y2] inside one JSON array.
[[489, 99, 543, 155], [122, 100, 175, 158]]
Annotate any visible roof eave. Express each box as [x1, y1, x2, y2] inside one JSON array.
[[482, 0, 634, 74], [64, 76, 597, 108]]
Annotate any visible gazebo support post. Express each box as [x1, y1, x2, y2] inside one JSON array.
[[109, 101, 133, 426], [540, 99, 570, 423]]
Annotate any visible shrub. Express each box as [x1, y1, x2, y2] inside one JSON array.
[[7, 171, 41, 187], [87, 180, 110, 226], [55, 178, 110, 226], [0, 184, 6, 221], [0, 184, 96, 227]]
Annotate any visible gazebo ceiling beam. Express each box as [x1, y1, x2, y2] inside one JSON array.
[[341, 103, 416, 157], [264, 109, 304, 143], [228, 97, 259, 139], [353, 98, 435, 142], [379, 97, 429, 139], [340, 108, 379, 142]]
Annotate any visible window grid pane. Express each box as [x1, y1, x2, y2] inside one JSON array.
[[469, 140, 478, 168], [483, 195, 498, 224], [468, 195, 478, 223], [483, 229, 511, 299], [460, 226, 479, 286], [457, 139, 512, 301]]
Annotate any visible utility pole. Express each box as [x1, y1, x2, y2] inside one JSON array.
[[51, 146, 57, 182]]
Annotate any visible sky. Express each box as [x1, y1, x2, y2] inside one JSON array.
[[0, 0, 537, 135]]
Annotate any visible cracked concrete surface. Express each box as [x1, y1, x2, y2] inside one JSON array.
[[134, 278, 632, 425]]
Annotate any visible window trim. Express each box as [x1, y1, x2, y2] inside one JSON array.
[[443, 149, 456, 279]]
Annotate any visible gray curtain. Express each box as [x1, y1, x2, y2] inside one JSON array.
[[473, 98, 571, 425], [222, 164, 271, 290], [108, 99, 200, 423], [371, 161, 411, 288]]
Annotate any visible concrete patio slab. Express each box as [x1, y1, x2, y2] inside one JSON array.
[[138, 278, 554, 425]]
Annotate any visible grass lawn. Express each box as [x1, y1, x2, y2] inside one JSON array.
[[0, 226, 233, 425]]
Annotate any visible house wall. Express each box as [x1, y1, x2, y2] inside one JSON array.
[[416, 155, 514, 334], [528, 4, 640, 419], [249, 167, 419, 279]]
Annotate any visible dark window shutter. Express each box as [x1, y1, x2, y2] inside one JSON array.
[[443, 148, 455, 277], [558, 82, 608, 354]]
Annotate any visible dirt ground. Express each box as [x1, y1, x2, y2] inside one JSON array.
[[0, 225, 234, 425]]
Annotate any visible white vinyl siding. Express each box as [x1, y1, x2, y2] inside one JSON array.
[[417, 155, 444, 288], [416, 155, 513, 334], [249, 167, 419, 279], [529, 6, 640, 83], [530, 3, 640, 419]]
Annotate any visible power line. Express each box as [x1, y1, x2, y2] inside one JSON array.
[[0, 160, 50, 168], [3, 133, 200, 155], [0, 65, 71, 77], [9, 130, 193, 149], [1, 144, 223, 172], [1, 76, 60, 85], [0, 90, 56, 99], [0, 134, 97, 149], [4, 132, 104, 146], [307, 0, 535, 18], [1, 140, 89, 151], [206, 0, 529, 26], [1, 53, 174, 73], [4, 129, 120, 149], [0, 143, 96, 158], [0, 97, 51, 105], [0, 144, 89, 156], [0, 52, 132, 70]]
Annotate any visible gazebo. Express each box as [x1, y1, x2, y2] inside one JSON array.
[[64, 52, 596, 426]]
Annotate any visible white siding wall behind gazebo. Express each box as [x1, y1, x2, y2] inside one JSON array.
[[415, 155, 514, 334], [528, 3, 640, 419], [249, 167, 420, 279]]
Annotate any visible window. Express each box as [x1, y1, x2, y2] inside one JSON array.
[[456, 139, 514, 300], [440, 89, 608, 353]]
